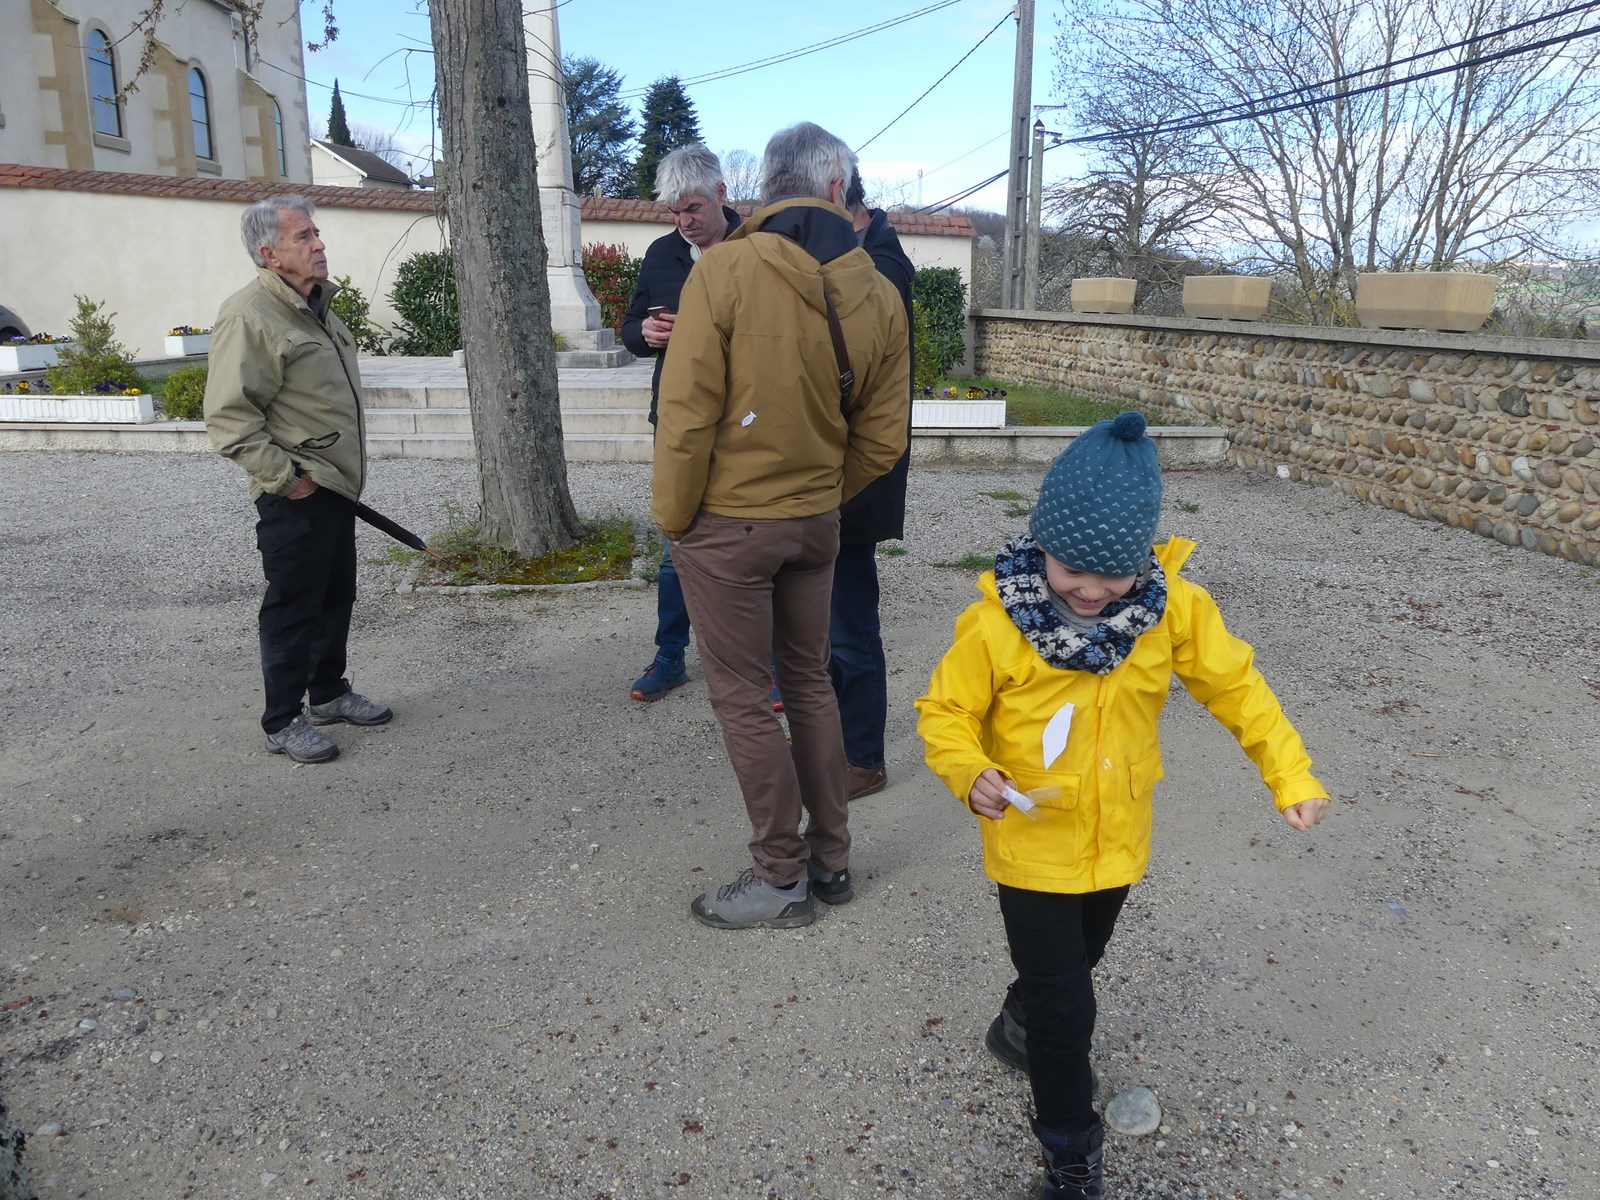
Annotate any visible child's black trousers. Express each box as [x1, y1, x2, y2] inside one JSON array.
[[999, 883, 1130, 1132]]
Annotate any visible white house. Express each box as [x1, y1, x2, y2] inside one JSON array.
[[0, 0, 313, 183], [310, 140, 414, 190]]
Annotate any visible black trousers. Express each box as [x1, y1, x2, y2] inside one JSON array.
[[998, 883, 1130, 1132], [254, 489, 357, 733]]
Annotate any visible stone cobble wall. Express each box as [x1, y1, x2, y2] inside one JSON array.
[[974, 310, 1600, 566]]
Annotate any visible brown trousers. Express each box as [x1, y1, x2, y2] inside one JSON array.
[[669, 510, 849, 887]]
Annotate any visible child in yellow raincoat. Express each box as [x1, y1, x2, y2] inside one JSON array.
[[916, 411, 1330, 1200]]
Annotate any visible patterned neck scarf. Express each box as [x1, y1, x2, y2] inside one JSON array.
[[992, 533, 1167, 675]]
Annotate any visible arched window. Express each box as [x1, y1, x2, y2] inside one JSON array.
[[272, 101, 287, 177], [87, 30, 122, 137], [189, 67, 213, 160]]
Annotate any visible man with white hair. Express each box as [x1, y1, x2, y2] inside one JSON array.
[[620, 143, 744, 704], [204, 194, 390, 764], [653, 122, 912, 929]]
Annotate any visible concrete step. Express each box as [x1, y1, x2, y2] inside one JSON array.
[[367, 429, 654, 462], [363, 385, 469, 410], [368, 403, 649, 438], [368, 431, 476, 459], [362, 378, 650, 412], [559, 408, 653, 436], [365, 408, 475, 435], [555, 347, 633, 369]]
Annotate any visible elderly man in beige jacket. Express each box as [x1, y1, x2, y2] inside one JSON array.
[[653, 122, 911, 930], [204, 194, 390, 765]]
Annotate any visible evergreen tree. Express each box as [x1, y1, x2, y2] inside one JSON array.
[[327, 79, 353, 146], [563, 55, 635, 196], [631, 76, 701, 200]]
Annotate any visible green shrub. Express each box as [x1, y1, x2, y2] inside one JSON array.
[[912, 307, 941, 390], [582, 243, 642, 335], [159, 364, 208, 420], [912, 266, 968, 376], [44, 295, 147, 395], [388, 249, 460, 356], [330, 274, 389, 354]]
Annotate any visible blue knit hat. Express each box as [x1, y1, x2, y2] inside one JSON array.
[[1029, 411, 1162, 575]]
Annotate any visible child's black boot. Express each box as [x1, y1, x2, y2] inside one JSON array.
[[1031, 1116, 1104, 1200]]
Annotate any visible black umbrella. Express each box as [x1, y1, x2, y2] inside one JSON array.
[[355, 501, 445, 561]]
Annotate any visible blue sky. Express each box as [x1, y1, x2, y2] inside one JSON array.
[[293, 0, 1077, 213]]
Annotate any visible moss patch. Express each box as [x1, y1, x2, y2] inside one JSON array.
[[400, 505, 641, 587]]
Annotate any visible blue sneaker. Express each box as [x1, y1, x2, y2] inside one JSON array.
[[631, 656, 688, 702]]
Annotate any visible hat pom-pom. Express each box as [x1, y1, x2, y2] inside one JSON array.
[[1110, 411, 1147, 440]]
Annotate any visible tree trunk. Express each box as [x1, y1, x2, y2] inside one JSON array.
[[428, 0, 583, 557]]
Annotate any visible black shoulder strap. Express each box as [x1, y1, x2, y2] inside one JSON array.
[[823, 290, 855, 416]]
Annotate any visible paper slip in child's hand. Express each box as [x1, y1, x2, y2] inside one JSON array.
[[1001, 784, 1062, 820]]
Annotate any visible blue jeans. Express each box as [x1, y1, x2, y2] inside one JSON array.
[[654, 539, 692, 663], [829, 541, 886, 769]]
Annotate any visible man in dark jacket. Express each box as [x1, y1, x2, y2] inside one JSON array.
[[835, 170, 915, 800], [618, 144, 743, 703]]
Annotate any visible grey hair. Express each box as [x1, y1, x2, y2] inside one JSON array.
[[653, 144, 724, 207], [761, 122, 856, 204], [241, 194, 316, 266]]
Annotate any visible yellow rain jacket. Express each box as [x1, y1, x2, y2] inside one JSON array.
[[916, 537, 1326, 894]]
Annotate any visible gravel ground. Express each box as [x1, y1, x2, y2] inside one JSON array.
[[1, 451, 1597, 1200]]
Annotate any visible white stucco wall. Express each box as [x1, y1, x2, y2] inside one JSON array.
[[0, 188, 445, 357], [2, 184, 972, 359]]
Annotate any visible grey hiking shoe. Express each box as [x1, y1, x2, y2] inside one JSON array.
[[265, 713, 339, 763], [308, 690, 392, 727], [806, 860, 854, 905], [691, 868, 814, 930]]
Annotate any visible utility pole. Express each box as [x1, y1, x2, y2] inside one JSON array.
[[1025, 118, 1044, 310], [1001, 0, 1034, 309]]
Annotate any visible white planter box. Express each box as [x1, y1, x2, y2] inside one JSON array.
[[0, 342, 76, 372], [1183, 275, 1271, 320], [0, 392, 157, 424], [913, 399, 1006, 429], [1356, 272, 1497, 332], [164, 334, 210, 356], [1071, 278, 1136, 314]]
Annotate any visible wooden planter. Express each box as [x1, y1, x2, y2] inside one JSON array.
[[0, 392, 157, 424], [163, 333, 211, 356], [1355, 272, 1497, 333], [1070, 278, 1136, 314], [0, 342, 76, 372], [1183, 275, 1271, 321]]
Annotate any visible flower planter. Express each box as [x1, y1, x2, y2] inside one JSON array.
[[1182, 275, 1271, 321], [1070, 278, 1136, 314], [0, 392, 157, 424], [164, 333, 211, 356], [1355, 272, 1497, 333], [0, 342, 76, 372], [912, 398, 1006, 429]]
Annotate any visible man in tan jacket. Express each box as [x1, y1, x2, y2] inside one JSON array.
[[204, 194, 390, 764], [653, 122, 911, 929]]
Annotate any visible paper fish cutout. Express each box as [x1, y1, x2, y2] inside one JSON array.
[[1042, 703, 1074, 770]]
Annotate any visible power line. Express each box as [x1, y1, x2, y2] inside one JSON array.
[[1140, 0, 1600, 131], [855, 10, 1012, 153], [918, 167, 1009, 214], [619, 0, 972, 98], [919, 4, 1600, 214], [1050, 15, 1600, 150]]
